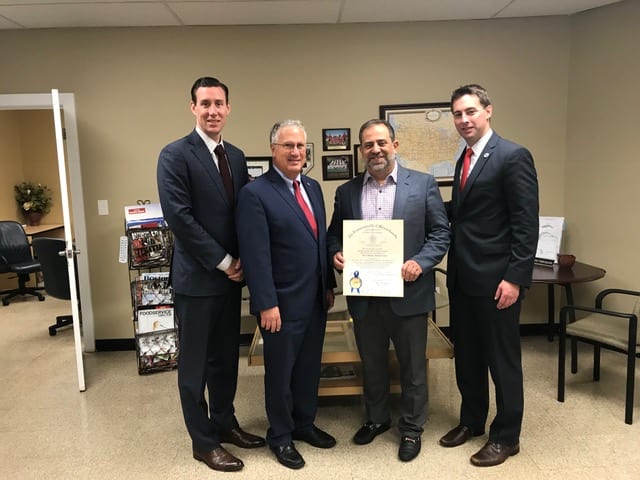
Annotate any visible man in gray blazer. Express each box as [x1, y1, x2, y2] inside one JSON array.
[[157, 77, 264, 473], [327, 119, 450, 462]]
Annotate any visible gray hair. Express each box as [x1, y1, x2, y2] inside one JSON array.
[[270, 119, 307, 144]]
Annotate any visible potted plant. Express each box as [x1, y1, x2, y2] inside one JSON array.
[[14, 181, 53, 226]]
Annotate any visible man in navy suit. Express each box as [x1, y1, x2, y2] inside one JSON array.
[[439, 84, 539, 467], [327, 119, 450, 462], [157, 77, 264, 473], [237, 120, 336, 470]]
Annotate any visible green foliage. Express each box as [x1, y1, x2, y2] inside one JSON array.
[[14, 181, 53, 214]]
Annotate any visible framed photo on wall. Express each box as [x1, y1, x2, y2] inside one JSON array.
[[302, 143, 314, 175], [246, 156, 271, 180], [322, 154, 353, 181], [353, 144, 367, 175], [322, 128, 351, 151], [380, 102, 462, 186]]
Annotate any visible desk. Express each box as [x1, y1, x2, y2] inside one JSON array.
[[248, 318, 453, 396], [23, 223, 64, 238], [532, 261, 606, 341]]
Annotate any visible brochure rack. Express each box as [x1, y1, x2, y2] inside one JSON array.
[[124, 203, 178, 374]]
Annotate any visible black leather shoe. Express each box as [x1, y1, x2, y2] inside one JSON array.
[[270, 443, 305, 470], [219, 427, 266, 449], [439, 425, 484, 448], [353, 422, 391, 445], [470, 441, 520, 467], [193, 447, 244, 472], [292, 425, 336, 448], [398, 436, 421, 462]]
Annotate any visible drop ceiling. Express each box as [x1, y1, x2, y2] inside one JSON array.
[[0, 0, 623, 30]]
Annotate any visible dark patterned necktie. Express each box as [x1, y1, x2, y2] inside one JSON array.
[[214, 144, 234, 202]]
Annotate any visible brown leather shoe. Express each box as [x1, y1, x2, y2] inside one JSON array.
[[470, 441, 520, 467], [439, 425, 484, 447], [193, 447, 244, 472], [219, 427, 266, 449]]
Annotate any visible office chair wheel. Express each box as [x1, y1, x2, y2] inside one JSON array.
[[2, 298, 8, 306], [38, 294, 45, 301], [49, 326, 57, 336]]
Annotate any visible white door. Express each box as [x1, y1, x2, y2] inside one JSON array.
[[0, 92, 94, 392], [51, 89, 85, 391]]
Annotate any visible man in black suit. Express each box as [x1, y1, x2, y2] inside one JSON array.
[[237, 120, 336, 470], [327, 119, 450, 462], [439, 84, 539, 467], [157, 76, 264, 473]]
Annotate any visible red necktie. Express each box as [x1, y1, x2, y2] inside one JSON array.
[[214, 144, 234, 202], [293, 180, 318, 238], [460, 147, 473, 190]]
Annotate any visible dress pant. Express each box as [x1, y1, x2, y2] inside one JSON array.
[[449, 285, 524, 445], [174, 288, 241, 452], [261, 292, 326, 447], [353, 298, 428, 436]]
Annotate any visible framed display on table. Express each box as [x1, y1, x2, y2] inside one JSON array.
[[246, 156, 271, 180], [322, 128, 351, 151], [379, 102, 463, 186], [322, 154, 353, 181]]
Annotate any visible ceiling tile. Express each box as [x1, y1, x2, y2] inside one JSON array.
[[341, 0, 511, 23], [0, 3, 181, 29], [497, 0, 622, 17], [169, 0, 341, 25]]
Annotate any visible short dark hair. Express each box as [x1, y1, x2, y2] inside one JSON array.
[[358, 119, 396, 144], [190, 76, 229, 103], [450, 84, 491, 111]]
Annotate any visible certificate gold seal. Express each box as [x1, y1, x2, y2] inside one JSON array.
[[349, 271, 362, 294]]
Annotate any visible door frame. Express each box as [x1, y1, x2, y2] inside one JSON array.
[[0, 93, 95, 352]]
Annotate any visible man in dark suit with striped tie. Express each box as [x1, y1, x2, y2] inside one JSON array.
[[157, 76, 264, 473]]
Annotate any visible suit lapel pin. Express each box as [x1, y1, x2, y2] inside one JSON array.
[[483, 153, 490, 158]]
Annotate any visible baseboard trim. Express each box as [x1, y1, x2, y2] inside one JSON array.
[[95, 333, 255, 352], [94, 325, 552, 352], [95, 338, 135, 351], [437, 322, 555, 340]]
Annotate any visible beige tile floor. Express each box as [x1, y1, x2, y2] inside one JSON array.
[[1, 294, 639, 479]]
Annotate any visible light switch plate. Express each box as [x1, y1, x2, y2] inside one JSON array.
[[98, 199, 109, 215]]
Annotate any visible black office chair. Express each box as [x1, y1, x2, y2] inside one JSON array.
[[0, 220, 45, 306], [31, 237, 76, 336]]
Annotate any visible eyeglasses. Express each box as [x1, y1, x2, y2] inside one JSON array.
[[273, 143, 306, 152]]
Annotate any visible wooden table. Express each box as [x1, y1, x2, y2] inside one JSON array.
[[248, 318, 453, 396], [23, 223, 64, 238], [532, 261, 606, 341]]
